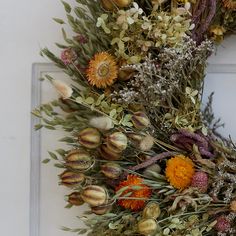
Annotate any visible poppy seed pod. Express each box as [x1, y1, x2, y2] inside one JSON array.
[[101, 162, 122, 179], [107, 132, 128, 153], [60, 171, 85, 188], [99, 144, 122, 160], [81, 185, 108, 207], [131, 112, 150, 129], [138, 218, 158, 236], [68, 192, 84, 206], [142, 202, 161, 220], [78, 128, 101, 149], [65, 149, 93, 171]]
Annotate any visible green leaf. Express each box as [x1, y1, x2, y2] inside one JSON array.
[[48, 151, 58, 160], [56, 149, 67, 157], [61, 0, 71, 13], [109, 109, 116, 118], [34, 124, 43, 130], [44, 125, 56, 130], [53, 18, 65, 24], [85, 97, 95, 105], [42, 158, 50, 164], [59, 137, 75, 143], [54, 163, 65, 168], [65, 203, 73, 209]]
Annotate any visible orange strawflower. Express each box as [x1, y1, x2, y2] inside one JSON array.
[[86, 52, 118, 88], [222, 0, 236, 9], [166, 155, 195, 190], [116, 175, 151, 211]]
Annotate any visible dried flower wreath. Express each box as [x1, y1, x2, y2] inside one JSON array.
[[33, 0, 236, 235]]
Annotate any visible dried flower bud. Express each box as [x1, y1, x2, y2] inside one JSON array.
[[131, 112, 150, 129], [107, 132, 128, 153], [138, 218, 158, 236], [78, 128, 101, 149], [101, 0, 116, 11], [89, 116, 114, 131], [81, 185, 108, 207], [91, 201, 112, 215], [101, 0, 132, 11], [143, 202, 161, 220], [230, 200, 236, 212], [61, 48, 77, 65], [65, 149, 93, 171], [99, 144, 122, 160], [191, 172, 208, 193], [101, 162, 122, 179], [143, 164, 161, 177], [51, 80, 73, 99], [115, 0, 132, 7], [67, 192, 84, 206], [128, 133, 143, 146], [215, 216, 231, 233], [60, 171, 85, 188], [139, 134, 154, 151]]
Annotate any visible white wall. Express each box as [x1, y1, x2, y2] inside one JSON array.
[[0, 1, 236, 235], [0, 1, 74, 235]]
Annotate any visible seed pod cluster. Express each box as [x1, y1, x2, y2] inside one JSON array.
[[137, 218, 158, 236], [78, 127, 101, 149], [131, 112, 150, 130], [60, 171, 85, 188], [67, 192, 84, 206], [81, 185, 108, 207], [65, 149, 93, 171], [101, 162, 122, 179], [137, 202, 161, 235]]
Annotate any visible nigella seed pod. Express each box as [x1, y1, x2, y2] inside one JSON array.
[[60, 171, 85, 188], [101, 162, 122, 179], [78, 128, 101, 149], [91, 201, 112, 215], [65, 149, 93, 171], [81, 185, 108, 207], [142, 202, 161, 220], [138, 218, 158, 236], [99, 144, 122, 160], [68, 192, 84, 206], [107, 132, 128, 153], [131, 112, 150, 129]]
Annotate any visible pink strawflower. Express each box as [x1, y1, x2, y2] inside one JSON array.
[[61, 48, 77, 65], [191, 171, 208, 193], [215, 216, 231, 233]]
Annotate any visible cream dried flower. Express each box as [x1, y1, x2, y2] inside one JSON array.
[[51, 80, 73, 99], [139, 134, 155, 151], [89, 116, 114, 130]]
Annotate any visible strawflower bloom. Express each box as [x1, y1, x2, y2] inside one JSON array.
[[61, 48, 77, 65], [222, 0, 236, 9], [116, 175, 151, 211], [86, 52, 118, 88], [166, 155, 195, 189]]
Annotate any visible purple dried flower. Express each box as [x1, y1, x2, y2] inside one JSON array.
[[74, 34, 88, 44], [61, 48, 77, 65], [215, 216, 231, 233], [191, 171, 208, 193]]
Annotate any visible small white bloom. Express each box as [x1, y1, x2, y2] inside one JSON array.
[[89, 116, 114, 130], [139, 134, 155, 151], [51, 80, 73, 99]]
